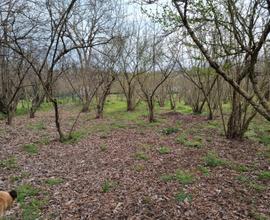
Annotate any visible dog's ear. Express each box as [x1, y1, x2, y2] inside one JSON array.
[[9, 190, 17, 200]]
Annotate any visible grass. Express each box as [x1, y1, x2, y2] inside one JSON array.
[[258, 171, 270, 181], [134, 164, 145, 172], [100, 144, 108, 152], [259, 135, 270, 146], [45, 177, 64, 186], [157, 146, 172, 154], [160, 174, 174, 182], [175, 191, 192, 203], [229, 163, 250, 172], [175, 170, 194, 184], [23, 144, 38, 155], [205, 120, 220, 129], [236, 175, 266, 192], [198, 165, 210, 176], [0, 157, 18, 169], [101, 180, 116, 193], [17, 184, 39, 203], [161, 127, 179, 135], [250, 212, 269, 220], [161, 170, 194, 185], [176, 102, 193, 114], [249, 182, 266, 191], [10, 172, 30, 183], [203, 152, 226, 167], [37, 136, 50, 145], [16, 184, 47, 220], [27, 121, 46, 131], [63, 130, 86, 144], [245, 120, 270, 146], [135, 151, 149, 161], [21, 198, 47, 220], [176, 133, 203, 148]]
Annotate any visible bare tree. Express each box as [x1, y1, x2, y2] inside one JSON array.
[[5, 0, 90, 141], [137, 29, 178, 122], [171, 0, 270, 122], [117, 22, 149, 111], [67, 0, 120, 113], [143, 0, 270, 138], [0, 0, 32, 124]]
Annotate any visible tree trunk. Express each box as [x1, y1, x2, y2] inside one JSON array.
[[81, 100, 90, 113], [147, 100, 155, 123], [126, 93, 135, 111], [158, 99, 165, 107], [169, 94, 176, 111], [6, 110, 13, 125], [205, 98, 213, 120], [52, 99, 65, 142], [226, 90, 243, 139], [96, 104, 104, 119], [29, 93, 45, 118]]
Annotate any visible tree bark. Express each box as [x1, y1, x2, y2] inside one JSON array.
[[147, 99, 155, 123], [52, 99, 65, 142], [226, 90, 243, 139], [81, 100, 90, 113]]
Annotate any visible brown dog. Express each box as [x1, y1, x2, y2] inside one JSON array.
[[0, 190, 17, 217]]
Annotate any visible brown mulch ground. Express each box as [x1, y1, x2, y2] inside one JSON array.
[[0, 110, 269, 220]]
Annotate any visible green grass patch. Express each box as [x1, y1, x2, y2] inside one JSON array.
[[157, 146, 172, 154], [16, 184, 47, 220], [101, 180, 116, 193], [236, 175, 250, 183], [0, 157, 18, 169], [258, 171, 270, 181], [229, 163, 250, 172], [258, 135, 270, 146], [198, 165, 210, 176], [23, 144, 38, 155], [250, 212, 269, 220], [135, 151, 149, 161], [249, 182, 266, 192], [37, 136, 50, 145], [246, 120, 270, 146], [203, 152, 226, 167], [236, 175, 266, 192], [21, 198, 47, 220], [161, 127, 179, 135], [134, 164, 145, 172], [176, 102, 193, 114], [205, 120, 220, 129], [161, 170, 194, 185], [17, 184, 39, 203], [45, 177, 64, 186], [10, 172, 30, 183], [27, 122, 46, 131], [63, 130, 86, 144], [100, 144, 108, 152], [175, 170, 194, 184], [176, 133, 203, 148], [175, 191, 192, 203], [160, 174, 175, 182]]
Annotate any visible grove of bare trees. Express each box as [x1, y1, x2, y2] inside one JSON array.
[[0, 0, 269, 140]]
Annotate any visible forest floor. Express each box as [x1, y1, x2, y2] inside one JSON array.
[[0, 98, 270, 220]]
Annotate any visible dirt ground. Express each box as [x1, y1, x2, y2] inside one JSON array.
[[0, 109, 269, 220]]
